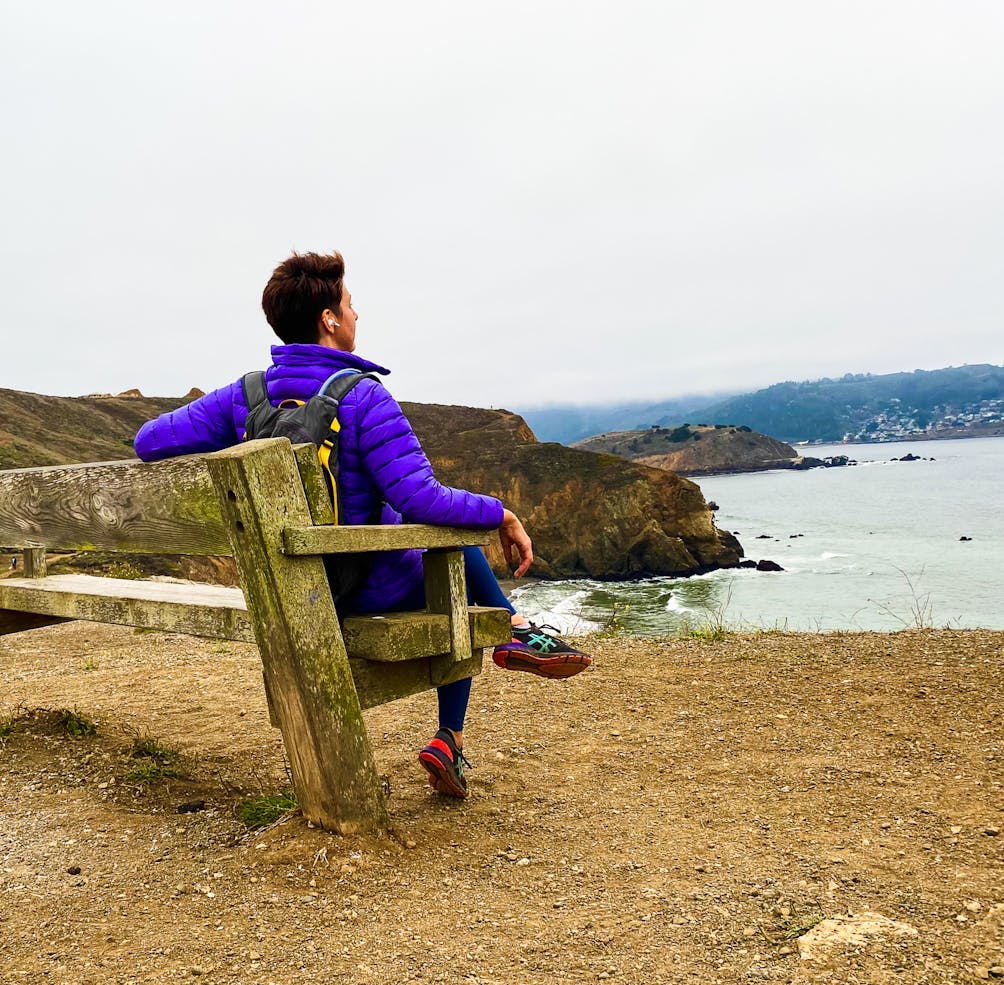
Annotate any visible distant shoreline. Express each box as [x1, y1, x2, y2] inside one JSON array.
[[805, 427, 1004, 447]]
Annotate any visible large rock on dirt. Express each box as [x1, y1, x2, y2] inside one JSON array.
[[795, 911, 918, 975], [402, 403, 742, 580]]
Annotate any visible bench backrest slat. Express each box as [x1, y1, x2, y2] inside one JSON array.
[[0, 453, 232, 555]]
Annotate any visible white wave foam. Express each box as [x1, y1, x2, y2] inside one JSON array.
[[664, 595, 694, 614]]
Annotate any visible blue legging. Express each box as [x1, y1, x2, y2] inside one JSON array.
[[392, 547, 516, 732]]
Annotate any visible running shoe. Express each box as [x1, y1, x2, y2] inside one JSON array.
[[492, 623, 592, 679], [418, 728, 471, 798]]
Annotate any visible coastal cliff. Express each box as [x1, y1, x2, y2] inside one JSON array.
[[402, 404, 742, 578]]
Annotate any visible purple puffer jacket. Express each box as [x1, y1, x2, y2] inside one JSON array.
[[134, 344, 504, 612]]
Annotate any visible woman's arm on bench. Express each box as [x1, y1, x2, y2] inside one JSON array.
[[135, 383, 240, 462]]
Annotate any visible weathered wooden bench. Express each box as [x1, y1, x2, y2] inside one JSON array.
[[0, 437, 511, 833]]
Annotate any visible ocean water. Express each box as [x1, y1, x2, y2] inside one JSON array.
[[510, 436, 1004, 634]]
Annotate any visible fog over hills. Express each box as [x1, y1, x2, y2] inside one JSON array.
[[519, 364, 1004, 445]]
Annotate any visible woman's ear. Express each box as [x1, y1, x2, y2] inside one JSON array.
[[318, 308, 340, 337]]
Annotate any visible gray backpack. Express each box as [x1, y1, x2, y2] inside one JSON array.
[[241, 368, 379, 604]]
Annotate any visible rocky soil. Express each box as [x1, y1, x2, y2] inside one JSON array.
[[1, 624, 1001, 983]]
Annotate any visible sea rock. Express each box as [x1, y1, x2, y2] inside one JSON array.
[[404, 403, 742, 580], [896, 453, 922, 462], [739, 560, 758, 568], [756, 559, 784, 572]]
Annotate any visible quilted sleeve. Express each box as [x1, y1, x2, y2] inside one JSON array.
[[353, 380, 504, 529], [134, 382, 241, 462]]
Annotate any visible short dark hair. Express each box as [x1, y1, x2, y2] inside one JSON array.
[[261, 251, 345, 344]]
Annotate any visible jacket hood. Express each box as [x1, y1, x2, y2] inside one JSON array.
[[270, 344, 391, 377]]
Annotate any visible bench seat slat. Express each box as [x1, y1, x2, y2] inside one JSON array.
[[0, 574, 254, 643], [0, 576, 511, 661]]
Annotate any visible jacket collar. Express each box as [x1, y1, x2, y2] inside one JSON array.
[[270, 343, 390, 376]]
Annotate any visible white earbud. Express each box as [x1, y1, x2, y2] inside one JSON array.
[[328, 318, 340, 328]]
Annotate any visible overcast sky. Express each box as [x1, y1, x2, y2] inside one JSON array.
[[3, 1, 1002, 409]]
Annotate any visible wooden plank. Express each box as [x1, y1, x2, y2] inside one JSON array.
[[205, 440, 388, 834], [342, 606, 512, 662], [350, 652, 486, 711], [282, 523, 494, 556], [0, 448, 253, 556], [423, 549, 473, 685], [23, 546, 46, 578], [0, 575, 254, 642]]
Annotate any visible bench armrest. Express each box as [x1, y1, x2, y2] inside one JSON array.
[[281, 523, 495, 556]]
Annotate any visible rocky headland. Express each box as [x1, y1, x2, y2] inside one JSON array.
[[574, 423, 853, 476], [0, 388, 742, 581], [401, 403, 741, 578]]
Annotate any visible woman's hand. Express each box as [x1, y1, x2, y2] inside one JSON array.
[[499, 508, 533, 578]]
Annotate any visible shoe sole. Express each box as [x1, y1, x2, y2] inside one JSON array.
[[418, 750, 467, 798], [494, 650, 592, 679]]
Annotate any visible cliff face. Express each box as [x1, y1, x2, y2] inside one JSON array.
[[402, 404, 742, 579], [575, 424, 797, 475]]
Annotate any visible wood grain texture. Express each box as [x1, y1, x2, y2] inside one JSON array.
[[0, 453, 235, 555], [206, 439, 389, 833], [282, 523, 494, 556]]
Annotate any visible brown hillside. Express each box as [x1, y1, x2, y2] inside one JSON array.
[[0, 387, 183, 469]]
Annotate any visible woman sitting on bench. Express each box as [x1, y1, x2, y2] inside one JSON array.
[[135, 250, 591, 798]]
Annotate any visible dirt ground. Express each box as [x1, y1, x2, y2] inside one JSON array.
[[1, 623, 1001, 984]]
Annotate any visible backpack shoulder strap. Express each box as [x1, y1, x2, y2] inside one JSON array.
[[318, 369, 381, 403], [241, 371, 270, 411]]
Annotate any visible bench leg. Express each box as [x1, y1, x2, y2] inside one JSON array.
[[207, 442, 388, 834]]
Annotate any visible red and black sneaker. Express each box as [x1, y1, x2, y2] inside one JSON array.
[[418, 728, 471, 798], [493, 623, 593, 679]]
